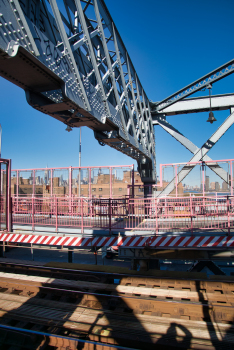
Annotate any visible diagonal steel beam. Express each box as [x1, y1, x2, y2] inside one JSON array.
[[155, 59, 234, 112], [155, 117, 230, 183], [158, 112, 234, 196]]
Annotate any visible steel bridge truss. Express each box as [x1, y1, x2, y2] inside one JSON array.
[[0, 0, 155, 182], [151, 61, 234, 196]]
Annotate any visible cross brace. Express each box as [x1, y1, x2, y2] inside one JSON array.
[[156, 111, 234, 196]]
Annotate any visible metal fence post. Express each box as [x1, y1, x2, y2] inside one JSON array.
[[32, 196, 34, 231], [231, 160, 233, 196], [81, 197, 84, 234], [175, 165, 178, 198], [155, 198, 158, 236], [132, 165, 134, 199], [110, 167, 112, 199], [190, 195, 193, 235], [227, 196, 230, 236], [56, 197, 58, 232], [109, 198, 112, 235]]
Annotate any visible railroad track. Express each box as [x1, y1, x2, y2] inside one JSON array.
[[0, 262, 233, 349]]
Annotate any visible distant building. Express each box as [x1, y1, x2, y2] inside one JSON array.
[[205, 176, 210, 191], [210, 182, 215, 190], [215, 182, 220, 191], [222, 181, 228, 191]]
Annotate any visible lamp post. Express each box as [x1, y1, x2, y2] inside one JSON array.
[[206, 84, 217, 124], [0, 124, 2, 158]]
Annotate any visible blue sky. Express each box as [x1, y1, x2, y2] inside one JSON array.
[[0, 0, 234, 179]]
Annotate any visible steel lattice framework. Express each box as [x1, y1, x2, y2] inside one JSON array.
[[0, 0, 155, 182]]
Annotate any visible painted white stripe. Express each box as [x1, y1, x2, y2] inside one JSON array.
[[30, 235, 39, 244], [63, 237, 74, 246], [57, 237, 67, 245], [150, 237, 164, 247], [50, 237, 59, 245], [1, 234, 8, 241], [37, 236, 46, 244], [187, 236, 201, 247], [168, 236, 181, 246], [199, 237, 211, 247], [226, 238, 234, 247], [178, 236, 190, 246], [42, 236, 51, 245], [12, 234, 20, 242], [129, 237, 140, 246], [72, 237, 82, 246], [5, 234, 14, 242], [159, 236, 172, 247], [92, 237, 100, 246], [117, 237, 124, 245], [104, 238, 116, 247], [79, 238, 87, 246], [141, 237, 149, 246], [18, 234, 26, 243], [206, 236, 220, 247], [122, 237, 132, 246], [218, 237, 228, 247], [24, 235, 32, 243], [96, 237, 106, 246]]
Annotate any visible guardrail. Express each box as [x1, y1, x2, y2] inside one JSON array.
[[10, 195, 234, 235]]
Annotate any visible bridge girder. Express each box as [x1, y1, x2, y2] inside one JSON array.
[[0, 0, 156, 182]]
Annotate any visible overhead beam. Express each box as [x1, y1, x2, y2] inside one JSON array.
[[155, 59, 234, 112], [151, 93, 234, 117]]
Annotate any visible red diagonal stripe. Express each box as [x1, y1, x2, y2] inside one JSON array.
[[174, 236, 185, 247], [8, 234, 16, 242], [100, 237, 113, 246], [40, 236, 50, 244], [104, 238, 117, 247], [27, 235, 37, 243], [60, 237, 70, 246], [133, 237, 144, 247], [125, 237, 137, 246], [33, 235, 43, 244], [46, 236, 56, 245], [183, 236, 196, 247], [155, 237, 167, 246], [92, 237, 103, 246], [83, 238, 92, 247], [192, 236, 205, 247], [0, 234, 5, 240], [212, 236, 224, 247], [67, 237, 78, 246], [53, 237, 65, 246], [117, 238, 124, 247], [202, 236, 215, 247], [164, 237, 176, 247], [74, 238, 82, 247]]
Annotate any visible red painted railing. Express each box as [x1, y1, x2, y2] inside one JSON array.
[[11, 195, 234, 235]]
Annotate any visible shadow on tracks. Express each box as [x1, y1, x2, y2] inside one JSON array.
[[195, 280, 234, 350], [0, 270, 233, 349]]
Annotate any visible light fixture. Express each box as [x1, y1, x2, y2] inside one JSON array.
[[65, 125, 72, 132], [206, 84, 217, 124]]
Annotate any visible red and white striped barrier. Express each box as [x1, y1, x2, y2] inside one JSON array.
[[0, 233, 234, 248]]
